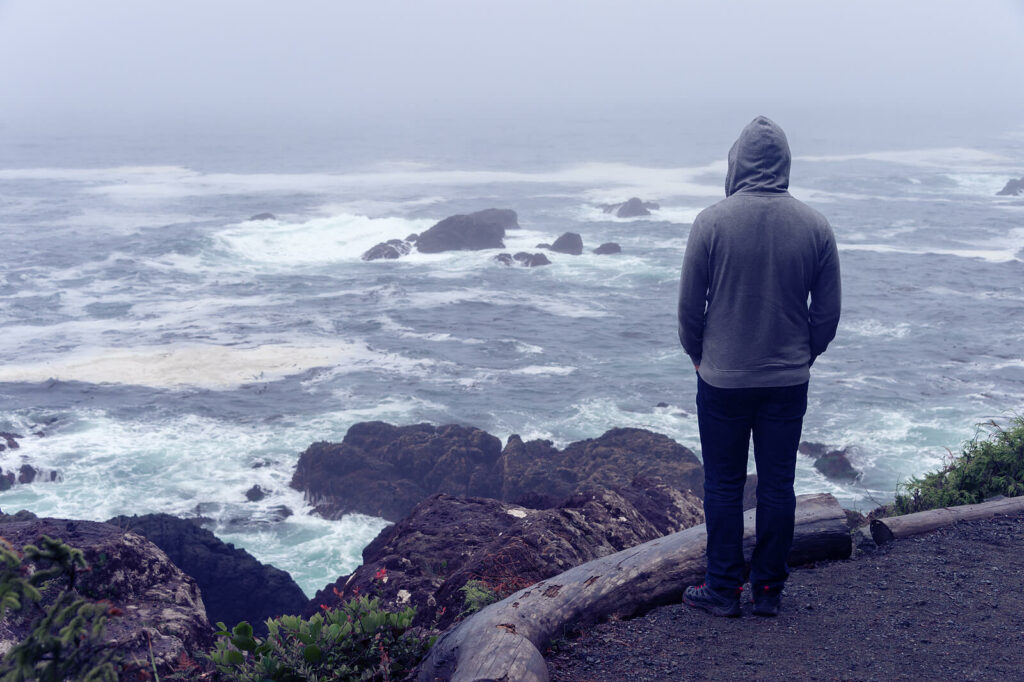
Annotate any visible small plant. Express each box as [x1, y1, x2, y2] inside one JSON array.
[[208, 594, 432, 681], [893, 416, 1024, 515], [458, 580, 498, 617], [0, 535, 119, 682]]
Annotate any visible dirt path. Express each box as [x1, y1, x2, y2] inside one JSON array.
[[545, 512, 1024, 681]]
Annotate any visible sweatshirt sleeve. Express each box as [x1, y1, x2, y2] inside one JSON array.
[[808, 230, 842, 358], [677, 220, 709, 365]]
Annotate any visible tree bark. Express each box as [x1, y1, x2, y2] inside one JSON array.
[[419, 492, 851, 682], [870, 495, 1024, 545]]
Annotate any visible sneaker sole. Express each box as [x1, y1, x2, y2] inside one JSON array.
[[683, 595, 741, 618]]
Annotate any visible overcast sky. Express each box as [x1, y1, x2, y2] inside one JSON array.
[[1, 0, 1022, 131]]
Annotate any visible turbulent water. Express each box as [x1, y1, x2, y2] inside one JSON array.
[[1, 113, 1022, 595]]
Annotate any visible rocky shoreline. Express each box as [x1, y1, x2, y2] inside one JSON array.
[[0, 420, 866, 677]]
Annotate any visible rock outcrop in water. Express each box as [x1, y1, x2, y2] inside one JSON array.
[[105, 513, 308, 632], [593, 242, 622, 255], [248, 212, 277, 221], [415, 208, 518, 253], [493, 252, 551, 267], [290, 423, 704, 522], [0, 516, 211, 673], [996, 177, 1024, 196], [546, 231, 584, 255], [601, 197, 660, 218], [799, 441, 861, 481], [304, 477, 703, 629], [361, 238, 414, 261]]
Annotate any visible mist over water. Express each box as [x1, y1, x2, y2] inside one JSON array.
[[1, 108, 1022, 595]]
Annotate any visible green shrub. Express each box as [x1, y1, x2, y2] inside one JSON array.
[[208, 594, 432, 681], [894, 416, 1024, 515], [0, 536, 118, 682]]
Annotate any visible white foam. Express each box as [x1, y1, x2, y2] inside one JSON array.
[[213, 214, 436, 266], [845, 319, 912, 339], [799, 147, 1014, 170], [839, 242, 1020, 263], [0, 341, 420, 390], [508, 365, 576, 376]]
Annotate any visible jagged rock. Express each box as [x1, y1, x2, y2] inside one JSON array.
[[799, 442, 861, 481], [106, 513, 308, 633], [593, 242, 622, 255], [548, 232, 584, 255], [405, 233, 419, 242], [291, 423, 705, 523], [245, 484, 267, 502], [496, 252, 551, 267], [305, 478, 703, 629], [248, 212, 276, 221], [601, 197, 660, 218], [0, 470, 13, 491], [0, 518, 211, 674], [415, 208, 517, 253], [0, 432, 21, 449], [996, 177, 1024, 196], [17, 464, 60, 484], [498, 428, 704, 506], [361, 238, 413, 261], [291, 422, 505, 521]]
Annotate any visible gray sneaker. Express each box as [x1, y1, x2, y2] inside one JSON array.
[[752, 584, 782, 617], [683, 583, 741, 618]]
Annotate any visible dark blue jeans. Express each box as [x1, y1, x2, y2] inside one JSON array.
[[696, 374, 808, 593]]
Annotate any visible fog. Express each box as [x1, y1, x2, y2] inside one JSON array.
[[1, 1, 1022, 139]]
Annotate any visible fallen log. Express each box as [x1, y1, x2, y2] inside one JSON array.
[[419, 492, 851, 682], [870, 495, 1024, 545]]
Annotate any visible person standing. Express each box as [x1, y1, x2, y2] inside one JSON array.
[[677, 116, 841, 617]]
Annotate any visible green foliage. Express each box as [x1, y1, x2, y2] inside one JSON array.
[[894, 417, 1024, 515], [0, 536, 118, 681], [458, 580, 498, 617], [208, 594, 432, 682]]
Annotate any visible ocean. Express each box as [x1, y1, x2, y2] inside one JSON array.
[[1, 109, 1022, 596]]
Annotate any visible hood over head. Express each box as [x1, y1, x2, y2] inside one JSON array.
[[724, 116, 791, 196]]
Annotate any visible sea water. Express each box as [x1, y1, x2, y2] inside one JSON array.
[[1, 110, 1022, 595]]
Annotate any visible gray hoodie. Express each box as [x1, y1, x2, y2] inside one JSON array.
[[678, 116, 841, 388]]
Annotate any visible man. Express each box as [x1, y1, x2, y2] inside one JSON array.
[[677, 116, 841, 617]]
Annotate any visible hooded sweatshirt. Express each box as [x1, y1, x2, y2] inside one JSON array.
[[678, 116, 841, 388]]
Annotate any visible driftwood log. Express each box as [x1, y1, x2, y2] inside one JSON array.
[[870, 495, 1024, 545], [419, 492, 851, 682]]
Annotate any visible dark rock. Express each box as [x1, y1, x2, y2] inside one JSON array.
[[0, 470, 14, 491], [362, 238, 413, 261], [415, 208, 517, 253], [593, 242, 622, 255], [498, 428, 704, 505], [513, 252, 551, 267], [0, 432, 21, 449], [655, 402, 669, 408], [291, 423, 704, 523], [17, 464, 60, 484], [548, 232, 584, 255], [106, 513, 308, 633], [0, 518, 211, 673], [291, 422, 505, 521], [249, 212, 276, 221], [601, 198, 660, 218], [405, 233, 419, 242], [996, 177, 1024, 196], [245, 485, 267, 502], [306, 479, 703, 629], [536, 242, 551, 249], [813, 449, 861, 481], [493, 253, 514, 266], [800, 442, 860, 481], [0, 509, 37, 522]]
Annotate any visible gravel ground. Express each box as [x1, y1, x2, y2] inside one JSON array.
[[545, 512, 1024, 681]]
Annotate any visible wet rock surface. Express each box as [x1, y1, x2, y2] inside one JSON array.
[[601, 197, 660, 217], [362, 238, 413, 260], [106, 513, 308, 632], [593, 242, 622, 255], [306, 477, 703, 630], [291, 423, 704, 522], [800, 441, 861, 481], [996, 177, 1024, 196], [547, 512, 1024, 681], [548, 232, 584, 255], [0, 517, 211, 672], [494, 251, 551, 267], [415, 208, 517, 253]]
